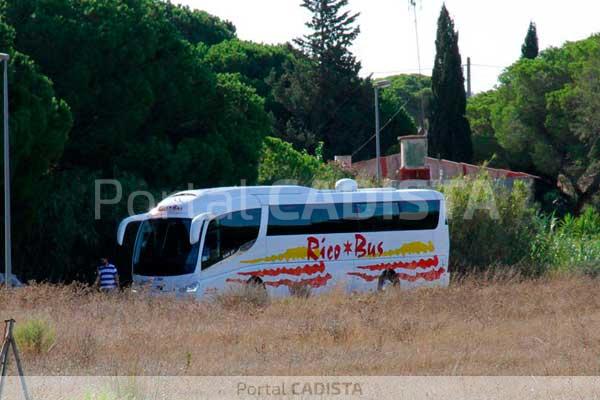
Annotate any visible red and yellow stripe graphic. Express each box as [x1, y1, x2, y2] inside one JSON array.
[[348, 268, 446, 283], [241, 246, 318, 264], [238, 262, 325, 277], [226, 273, 332, 288], [357, 256, 439, 272], [372, 241, 435, 258]]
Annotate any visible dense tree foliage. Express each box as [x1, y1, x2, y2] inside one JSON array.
[[382, 74, 431, 128], [0, 0, 270, 281], [466, 91, 506, 165], [205, 40, 291, 98], [429, 5, 473, 162], [467, 35, 600, 212], [204, 39, 294, 133], [521, 22, 539, 59], [159, 2, 235, 46], [0, 18, 72, 274], [5, 0, 213, 172]]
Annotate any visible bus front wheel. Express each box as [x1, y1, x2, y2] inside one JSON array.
[[245, 276, 268, 303], [246, 276, 265, 288]]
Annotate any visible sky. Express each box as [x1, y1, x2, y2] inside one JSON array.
[[176, 0, 600, 94]]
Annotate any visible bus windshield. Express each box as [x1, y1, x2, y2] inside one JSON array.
[[133, 218, 199, 276]]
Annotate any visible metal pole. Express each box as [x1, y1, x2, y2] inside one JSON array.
[[10, 337, 31, 400], [0, 320, 11, 399], [466, 57, 472, 98], [2, 56, 10, 289], [0, 320, 31, 400], [374, 87, 381, 182], [410, 0, 426, 129]]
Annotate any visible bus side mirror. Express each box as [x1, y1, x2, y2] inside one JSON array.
[[117, 213, 148, 245], [190, 212, 214, 245], [190, 215, 205, 245]]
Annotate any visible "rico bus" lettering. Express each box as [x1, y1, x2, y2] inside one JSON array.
[[306, 234, 384, 261]]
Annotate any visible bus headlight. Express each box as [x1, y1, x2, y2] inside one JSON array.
[[179, 282, 199, 293]]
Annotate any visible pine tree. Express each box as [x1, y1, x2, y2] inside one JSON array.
[[429, 5, 473, 162], [273, 0, 367, 158], [521, 22, 539, 59], [294, 0, 361, 76]]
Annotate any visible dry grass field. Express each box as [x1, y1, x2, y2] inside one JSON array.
[[1, 274, 600, 376]]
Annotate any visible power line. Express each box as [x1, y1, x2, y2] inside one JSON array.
[[352, 100, 409, 158], [352, 133, 376, 158], [470, 63, 506, 69], [370, 63, 505, 76], [370, 68, 432, 76]]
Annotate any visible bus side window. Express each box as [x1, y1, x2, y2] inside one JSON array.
[[397, 200, 440, 230], [202, 220, 221, 268], [201, 209, 261, 270]]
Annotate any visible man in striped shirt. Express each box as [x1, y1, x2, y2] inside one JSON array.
[[95, 257, 120, 292]]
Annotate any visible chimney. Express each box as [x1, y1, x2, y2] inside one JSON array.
[[397, 135, 430, 181]]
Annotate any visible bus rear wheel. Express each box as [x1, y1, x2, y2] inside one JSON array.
[[377, 269, 399, 291]]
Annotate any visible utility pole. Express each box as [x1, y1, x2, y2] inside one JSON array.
[[409, 0, 426, 130], [0, 53, 10, 289], [466, 57, 472, 98], [374, 80, 391, 182], [374, 87, 381, 182]]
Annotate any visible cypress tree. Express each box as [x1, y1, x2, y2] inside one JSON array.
[[521, 22, 539, 59], [429, 5, 473, 162]]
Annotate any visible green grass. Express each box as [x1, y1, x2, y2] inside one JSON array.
[[530, 207, 600, 275], [14, 319, 56, 355]]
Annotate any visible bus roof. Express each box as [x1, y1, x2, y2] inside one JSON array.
[[152, 181, 444, 219]]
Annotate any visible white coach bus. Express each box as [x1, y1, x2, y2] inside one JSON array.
[[117, 179, 449, 296]]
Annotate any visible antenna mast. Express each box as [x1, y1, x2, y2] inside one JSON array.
[[409, 0, 426, 133]]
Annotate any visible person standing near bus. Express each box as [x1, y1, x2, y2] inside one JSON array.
[[95, 257, 120, 292]]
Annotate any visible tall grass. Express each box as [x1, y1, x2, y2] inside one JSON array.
[[531, 207, 600, 275], [2, 276, 600, 375]]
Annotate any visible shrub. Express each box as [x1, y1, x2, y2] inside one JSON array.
[[559, 207, 600, 237], [258, 136, 352, 187], [14, 319, 56, 355], [439, 173, 538, 273]]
